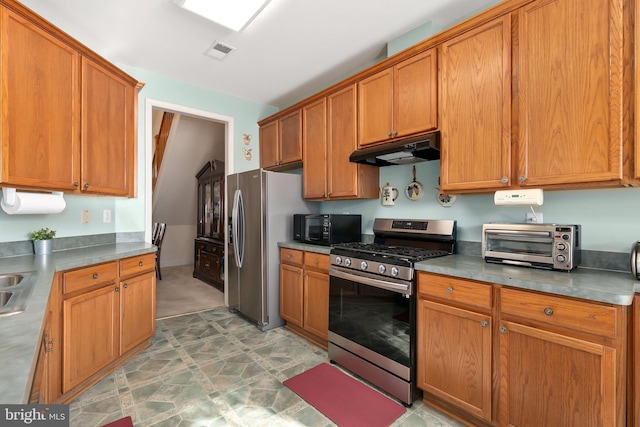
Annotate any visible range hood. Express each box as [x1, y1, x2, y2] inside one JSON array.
[[349, 131, 440, 166]]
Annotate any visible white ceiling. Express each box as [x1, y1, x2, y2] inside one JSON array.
[[19, 0, 499, 109]]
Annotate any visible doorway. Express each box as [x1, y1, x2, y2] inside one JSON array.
[[144, 99, 234, 314]]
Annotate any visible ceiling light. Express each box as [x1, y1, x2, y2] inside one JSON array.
[[175, 0, 272, 32]]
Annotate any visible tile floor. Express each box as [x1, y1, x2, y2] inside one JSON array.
[[69, 307, 463, 427]]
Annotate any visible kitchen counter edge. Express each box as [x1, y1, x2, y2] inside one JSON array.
[[0, 242, 157, 404], [278, 241, 332, 254], [416, 254, 637, 306]]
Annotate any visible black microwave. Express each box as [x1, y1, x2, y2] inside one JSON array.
[[293, 214, 361, 246]]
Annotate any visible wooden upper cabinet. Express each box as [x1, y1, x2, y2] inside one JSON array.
[[259, 120, 278, 169], [439, 15, 512, 192], [303, 85, 379, 200], [0, 3, 140, 196], [0, 7, 80, 191], [302, 98, 328, 198], [358, 49, 437, 147], [81, 58, 135, 196], [259, 110, 302, 170], [517, 0, 623, 187]]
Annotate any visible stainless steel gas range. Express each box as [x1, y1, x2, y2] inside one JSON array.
[[328, 218, 456, 406]]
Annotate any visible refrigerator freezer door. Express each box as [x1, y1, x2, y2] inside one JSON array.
[[227, 175, 239, 310]]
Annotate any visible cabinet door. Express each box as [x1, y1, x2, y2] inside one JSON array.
[[417, 299, 492, 422], [259, 120, 279, 169], [280, 263, 303, 327], [62, 285, 119, 392], [498, 320, 618, 427], [279, 110, 303, 165], [358, 68, 393, 146], [120, 271, 156, 354], [303, 98, 328, 199], [81, 57, 135, 196], [394, 49, 438, 137], [328, 85, 368, 199], [440, 16, 511, 191], [0, 8, 80, 191], [303, 269, 329, 341], [518, 0, 623, 186]]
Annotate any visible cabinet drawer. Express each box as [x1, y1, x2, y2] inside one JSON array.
[[63, 262, 118, 294], [304, 252, 329, 271], [418, 273, 492, 310], [500, 288, 619, 339], [281, 248, 303, 265], [120, 253, 156, 278]]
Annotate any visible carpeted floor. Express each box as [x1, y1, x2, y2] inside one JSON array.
[[155, 265, 225, 319]]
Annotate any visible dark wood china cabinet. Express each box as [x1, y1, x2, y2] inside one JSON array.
[[193, 160, 225, 291]]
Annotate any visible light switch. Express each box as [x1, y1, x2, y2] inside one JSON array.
[[103, 209, 112, 223]]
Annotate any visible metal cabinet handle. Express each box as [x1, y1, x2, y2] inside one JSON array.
[[287, 254, 292, 259], [123, 284, 128, 289], [446, 286, 453, 294], [500, 326, 507, 334], [314, 259, 319, 265], [501, 177, 508, 184], [84, 183, 90, 189], [74, 182, 79, 187], [93, 273, 99, 279], [480, 320, 489, 328], [115, 287, 120, 292], [519, 175, 526, 182], [544, 307, 553, 316], [387, 131, 392, 137], [392, 130, 398, 136], [138, 261, 143, 267]]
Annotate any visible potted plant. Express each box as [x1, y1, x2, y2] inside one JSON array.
[[28, 227, 56, 255]]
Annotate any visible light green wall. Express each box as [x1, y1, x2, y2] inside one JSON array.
[[321, 161, 640, 254], [0, 66, 277, 243]]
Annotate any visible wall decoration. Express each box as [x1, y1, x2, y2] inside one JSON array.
[[435, 189, 457, 207], [405, 166, 424, 201], [242, 133, 252, 145], [242, 148, 252, 160]]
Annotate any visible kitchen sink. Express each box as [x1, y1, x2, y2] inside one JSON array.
[[0, 272, 35, 317], [0, 274, 23, 288]]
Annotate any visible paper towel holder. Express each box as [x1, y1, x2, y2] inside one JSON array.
[[1, 187, 66, 215]]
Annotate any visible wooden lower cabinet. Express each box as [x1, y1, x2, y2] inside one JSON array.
[[279, 248, 329, 348], [32, 253, 156, 403], [417, 272, 628, 427], [417, 273, 493, 423], [63, 283, 119, 392]]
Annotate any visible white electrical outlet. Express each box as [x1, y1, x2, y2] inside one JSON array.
[[81, 209, 90, 224], [103, 209, 112, 223], [525, 212, 543, 223]]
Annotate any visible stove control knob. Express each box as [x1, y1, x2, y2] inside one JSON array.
[[378, 265, 387, 274], [360, 261, 368, 270], [391, 267, 399, 277], [556, 243, 566, 251], [335, 256, 342, 265], [556, 254, 567, 263], [344, 258, 352, 267]]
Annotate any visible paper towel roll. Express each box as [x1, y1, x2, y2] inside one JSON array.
[[1, 191, 66, 215]]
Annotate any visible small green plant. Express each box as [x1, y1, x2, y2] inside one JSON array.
[[27, 227, 57, 241]]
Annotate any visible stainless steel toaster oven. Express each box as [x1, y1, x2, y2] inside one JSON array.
[[481, 223, 580, 271]]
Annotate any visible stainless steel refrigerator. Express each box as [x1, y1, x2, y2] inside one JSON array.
[[227, 169, 316, 331]]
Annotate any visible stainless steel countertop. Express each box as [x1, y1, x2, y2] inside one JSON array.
[[0, 242, 156, 404], [415, 254, 638, 306]]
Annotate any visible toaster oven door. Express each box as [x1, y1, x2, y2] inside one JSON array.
[[482, 228, 554, 265]]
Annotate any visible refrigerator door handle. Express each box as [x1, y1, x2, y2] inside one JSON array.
[[232, 189, 241, 267], [237, 189, 246, 268]]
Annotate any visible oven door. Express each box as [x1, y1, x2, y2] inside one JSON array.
[[328, 266, 414, 373]]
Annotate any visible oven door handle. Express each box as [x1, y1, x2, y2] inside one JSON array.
[[329, 267, 411, 295]]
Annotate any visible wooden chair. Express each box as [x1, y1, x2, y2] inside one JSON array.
[[152, 222, 167, 280]]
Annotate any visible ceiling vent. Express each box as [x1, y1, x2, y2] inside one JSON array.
[[204, 41, 236, 60]]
